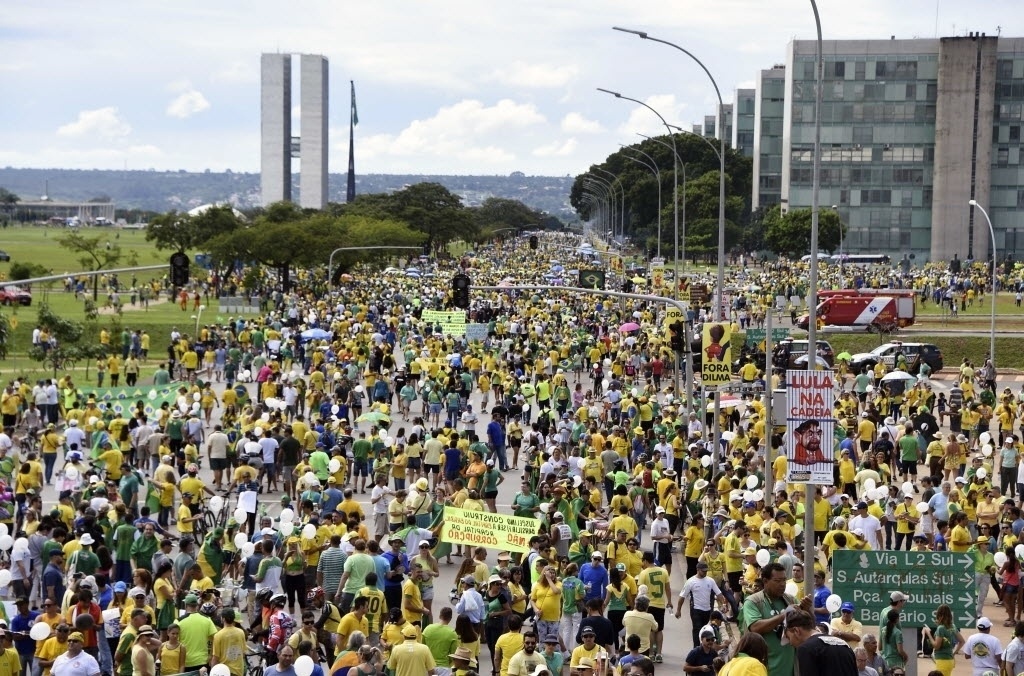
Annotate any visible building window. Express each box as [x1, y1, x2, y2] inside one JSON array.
[[1012, 126, 1021, 141], [853, 127, 873, 144], [833, 61, 846, 78], [998, 148, 1009, 167], [998, 59, 1014, 79], [906, 84, 917, 100], [840, 189, 850, 205], [875, 61, 887, 78], [855, 61, 866, 81]]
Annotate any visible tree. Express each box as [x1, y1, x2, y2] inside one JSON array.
[[386, 183, 476, 251], [146, 206, 243, 253], [27, 303, 101, 377], [8, 262, 50, 282], [569, 133, 754, 244], [469, 197, 545, 235], [55, 231, 136, 300], [764, 206, 845, 258], [0, 188, 18, 225]]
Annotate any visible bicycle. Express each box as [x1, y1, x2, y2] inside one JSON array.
[[244, 644, 267, 676]]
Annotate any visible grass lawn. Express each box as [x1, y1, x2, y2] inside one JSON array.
[[0, 225, 262, 381]]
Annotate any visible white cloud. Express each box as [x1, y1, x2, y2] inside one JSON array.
[[355, 99, 544, 163], [489, 61, 579, 88], [561, 113, 603, 134], [57, 107, 131, 138], [166, 90, 210, 118], [533, 138, 578, 157], [614, 94, 689, 138]]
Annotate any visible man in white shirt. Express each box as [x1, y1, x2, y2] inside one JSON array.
[[849, 501, 883, 551], [674, 562, 726, 648], [370, 475, 394, 541], [962, 616, 1003, 676], [205, 425, 231, 490], [1003, 621, 1024, 676], [650, 508, 673, 573]]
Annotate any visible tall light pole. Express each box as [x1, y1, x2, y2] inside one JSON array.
[[620, 145, 662, 258], [803, 0, 825, 597], [969, 199, 998, 366], [583, 176, 615, 238], [597, 88, 679, 293], [612, 28, 727, 321], [591, 166, 625, 241], [638, 133, 686, 287]]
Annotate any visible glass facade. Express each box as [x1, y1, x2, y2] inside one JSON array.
[[733, 89, 756, 158], [991, 50, 1024, 256], [787, 51, 938, 254], [754, 67, 785, 207]]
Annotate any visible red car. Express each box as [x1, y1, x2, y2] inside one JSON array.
[[0, 286, 32, 306]]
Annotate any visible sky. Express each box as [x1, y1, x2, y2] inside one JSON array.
[[0, 1, 1015, 177]]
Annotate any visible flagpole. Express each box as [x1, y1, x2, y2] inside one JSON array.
[[347, 80, 357, 202]]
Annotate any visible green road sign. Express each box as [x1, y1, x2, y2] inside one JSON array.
[[832, 550, 975, 628], [744, 328, 790, 348]]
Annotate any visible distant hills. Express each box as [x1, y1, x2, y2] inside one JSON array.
[[0, 167, 576, 217]]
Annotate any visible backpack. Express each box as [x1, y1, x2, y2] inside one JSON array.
[[632, 489, 647, 518]]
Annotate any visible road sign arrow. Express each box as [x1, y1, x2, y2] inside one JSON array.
[[959, 612, 976, 625], [960, 594, 974, 606]]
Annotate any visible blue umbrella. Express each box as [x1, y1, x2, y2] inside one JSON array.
[[300, 328, 332, 341]]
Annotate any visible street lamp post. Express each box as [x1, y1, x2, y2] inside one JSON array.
[[619, 145, 662, 258], [831, 205, 844, 288], [612, 28, 727, 321], [583, 177, 615, 238], [583, 180, 613, 236], [969, 200, 998, 366], [592, 167, 625, 241], [638, 133, 687, 288], [597, 88, 679, 296]]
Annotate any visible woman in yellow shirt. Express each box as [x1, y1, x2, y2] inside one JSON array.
[[158, 624, 187, 676]]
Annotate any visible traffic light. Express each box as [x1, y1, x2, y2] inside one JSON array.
[[529, 235, 538, 250], [668, 320, 686, 353], [452, 273, 471, 309], [169, 251, 190, 287]]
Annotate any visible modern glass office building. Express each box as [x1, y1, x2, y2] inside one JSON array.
[[775, 34, 1024, 262]]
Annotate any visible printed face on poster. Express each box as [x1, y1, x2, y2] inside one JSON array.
[[785, 369, 836, 485]]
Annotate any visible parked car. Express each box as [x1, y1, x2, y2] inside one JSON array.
[[0, 286, 31, 306], [849, 342, 944, 373], [0, 251, 10, 262], [772, 339, 836, 369]]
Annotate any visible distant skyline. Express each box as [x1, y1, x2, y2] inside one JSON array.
[[1, 1, 1015, 176]]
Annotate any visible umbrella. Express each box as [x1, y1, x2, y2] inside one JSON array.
[[300, 328, 332, 341], [837, 351, 852, 361], [405, 271, 421, 278], [356, 411, 391, 424], [491, 405, 509, 417], [631, 276, 646, 284], [707, 394, 743, 411], [793, 354, 831, 368], [881, 371, 917, 383], [619, 322, 641, 333], [552, 264, 564, 273]]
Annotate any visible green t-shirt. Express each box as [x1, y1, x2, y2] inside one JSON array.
[[177, 612, 217, 667], [352, 440, 371, 461], [343, 553, 377, 594], [898, 434, 919, 462], [115, 627, 138, 676], [932, 624, 956, 659], [71, 549, 100, 575], [560, 576, 584, 614], [113, 523, 137, 561], [741, 592, 794, 676]]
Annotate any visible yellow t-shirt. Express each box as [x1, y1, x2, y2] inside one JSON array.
[[177, 504, 194, 534], [530, 583, 562, 622]]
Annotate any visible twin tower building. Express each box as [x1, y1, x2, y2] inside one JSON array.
[[260, 53, 329, 210]]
